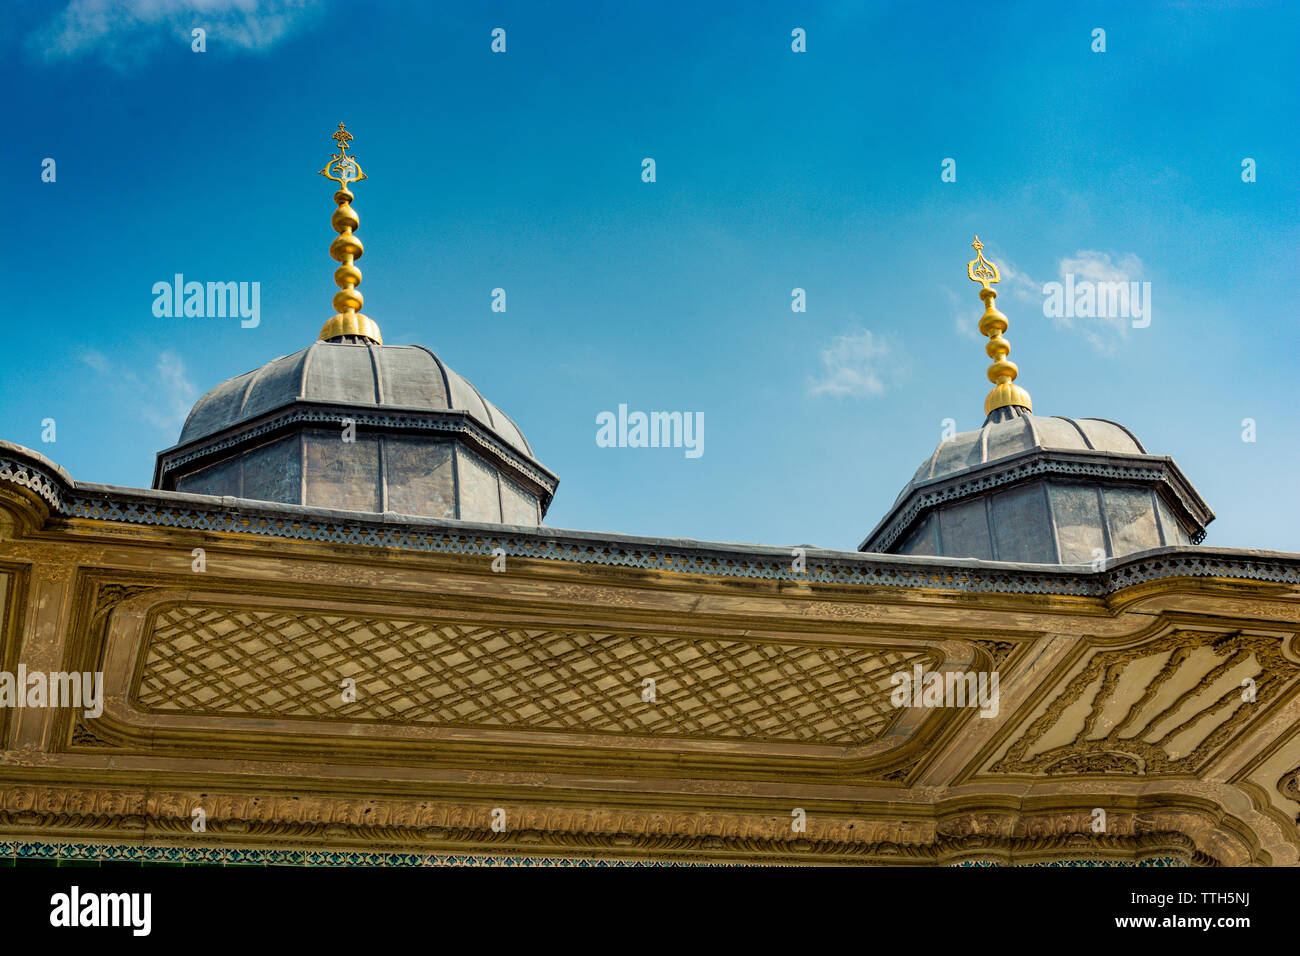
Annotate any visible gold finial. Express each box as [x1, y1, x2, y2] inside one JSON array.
[[967, 236, 1031, 416], [317, 123, 382, 345], [331, 122, 354, 153]]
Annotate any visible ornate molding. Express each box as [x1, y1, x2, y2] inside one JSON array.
[[0, 454, 65, 514], [972, 639, 1018, 669], [993, 630, 1300, 776], [94, 584, 156, 615], [0, 785, 1228, 865], [863, 450, 1212, 553], [1278, 767, 1300, 808], [154, 403, 558, 497], [2, 451, 1299, 598]]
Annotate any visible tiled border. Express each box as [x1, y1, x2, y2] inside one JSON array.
[[0, 840, 686, 867], [864, 452, 1211, 552], [0, 840, 1186, 867], [3, 450, 1298, 598]]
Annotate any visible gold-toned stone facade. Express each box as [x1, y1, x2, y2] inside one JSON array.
[[990, 630, 1300, 776], [2, 470, 1300, 865]]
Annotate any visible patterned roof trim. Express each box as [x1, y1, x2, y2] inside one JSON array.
[[154, 402, 559, 496], [0, 840, 688, 867], [862, 450, 1215, 553], [2, 447, 1297, 597]]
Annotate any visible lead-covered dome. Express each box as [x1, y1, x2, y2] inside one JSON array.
[[154, 340, 557, 525], [156, 124, 557, 524], [861, 410, 1213, 564], [178, 341, 534, 454], [905, 414, 1145, 485], [862, 237, 1214, 565]]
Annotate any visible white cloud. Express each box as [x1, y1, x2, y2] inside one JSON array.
[[947, 286, 981, 340], [153, 350, 199, 431], [31, 0, 320, 67], [949, 248, 1148, 357], [1052, 250, 1145, 355], [80, 348, 198, 434], [809, 329, 897, 398], [996, 258, 1046, 305], [1059, 250, 1144, 285], [80, 349, 112, 374]]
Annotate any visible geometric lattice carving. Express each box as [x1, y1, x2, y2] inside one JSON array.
[[135, 604, 941, 746], [992, 631, 1299, 776]]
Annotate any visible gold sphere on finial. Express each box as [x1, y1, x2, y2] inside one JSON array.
[[967, 237, 1030, 417], [317, 123, 381, 345]]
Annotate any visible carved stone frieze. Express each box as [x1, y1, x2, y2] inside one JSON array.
[[0, 784, 1229, 864], [992, 630, 1300, 776]]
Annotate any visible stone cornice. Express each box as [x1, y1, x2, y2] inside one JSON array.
[[1, 443, 1297, 598], [0, 786, 1235, 866]]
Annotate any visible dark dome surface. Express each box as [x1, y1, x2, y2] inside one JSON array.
[[156, 340, 556, 525], [862, 411, 1212, 564], [902, 415, 1146, 495], [179, 341, 533, 456]]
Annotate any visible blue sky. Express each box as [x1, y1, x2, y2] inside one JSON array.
[[3, 0, 1298, 553]]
